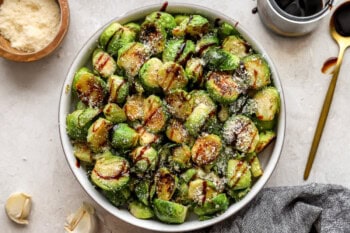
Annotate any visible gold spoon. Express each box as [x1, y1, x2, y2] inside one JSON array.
[[304, 1, 350, 180]]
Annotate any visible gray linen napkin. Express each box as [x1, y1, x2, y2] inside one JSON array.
[[200, 184, 350, 233]]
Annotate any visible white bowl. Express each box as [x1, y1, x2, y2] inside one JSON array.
[[59, 3, 286, 232]]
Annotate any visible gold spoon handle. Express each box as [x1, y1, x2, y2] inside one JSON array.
[[303, 43, 347, 180]]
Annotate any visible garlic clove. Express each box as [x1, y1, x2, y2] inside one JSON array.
[[64, 202, 97, 233], [5, 192, 32, 225]]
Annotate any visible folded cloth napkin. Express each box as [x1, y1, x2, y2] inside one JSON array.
[[201, 184, 350, 233]]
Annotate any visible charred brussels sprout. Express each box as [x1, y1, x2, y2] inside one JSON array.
[[253, 87, 280, 121], [111, 123, 138, 149], [202, 48, 240, 71], [144, 11, 176, 30], [135, 126, 161, 146], [170, 144, 191, 171], [155, 168, 178, 201], [165, 89, 192, 121], [193, 193, 229, 217], [226, 159, 252, 190], [73, 142, 95, 164], [92, 49, 117, 78], [222, 35, 251, 58], [162, 39, 195, 65], [188, 179, 217, 204], [185, 58, 204, 86], [103, 187, 131, 207], [242, 54, 271, 90], [223, 115, 260, 153], [117, 42, 150, 77], [91, 151, 130, 191], [143, 95, 168, 133], [153, 199, 188, 224], [206, 71, 241, 104], [158, 62, 188, 93], [174, 15, 188, 25], [139, 57, 163, 93], [166, 119, 190, 144], [123, 95, 145, 122], [129, 201, 154, 219], [172, 15, 209, 37], [184, 103, 212, 137], [87, 118, 113, 153], [107, 75, 129, 105], [72, 69, 106, 107], [130, 146, 158, 173], [195, 33, 219, 56], [191, 134, 222, 166], [255, 130, 276, 153], [139, 22, 167, 55], [103, 103, 127, 123], [189, 90, 216, 111], [66, 108, 101, 140]]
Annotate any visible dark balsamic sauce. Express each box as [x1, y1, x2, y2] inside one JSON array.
[[160, 2, 168, 12], [321, 57, 337, 74], [275, 0, 323, 17], [252, 7, 258, 14], [334, 2, 350, 37]]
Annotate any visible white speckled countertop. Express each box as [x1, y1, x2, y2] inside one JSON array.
[[1, 0, 349, 232]]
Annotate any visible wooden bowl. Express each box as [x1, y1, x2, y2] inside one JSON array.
[[0, 0, 69, 62]]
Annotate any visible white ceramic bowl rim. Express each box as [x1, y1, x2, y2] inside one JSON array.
[[59, 3, 286, 232]]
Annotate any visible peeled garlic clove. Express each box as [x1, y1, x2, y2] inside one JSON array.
[[5, 192, 32, 225], [64, 202, 97, 233]]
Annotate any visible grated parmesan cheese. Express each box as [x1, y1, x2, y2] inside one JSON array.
[[0, 0, 60, 52]]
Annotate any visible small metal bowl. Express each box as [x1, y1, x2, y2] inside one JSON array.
[[0, 0, 69, 62], [257, 0, 335, 37]]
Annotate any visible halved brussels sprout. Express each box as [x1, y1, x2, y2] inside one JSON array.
[[136, 126, 161, 146], [124, 22, 141, 35], [253, 117, 276, 131], [218, 105, 230, 122], [73, 70, 106, 107], [129, 201, 154, 219], [143, 95, 168, 133], [191, 134, 222, 166], [66, 108, 101, 140], [92, 49, 117, 78], [111, 123, 139, 149], [226, 159, 252, 190], [165, 119, 190, 144], [165, 89, 192, 121], [170, 144, 191, 171], [117, 42, 150, 77], [193, 193, 229, 217], [87, 118, 113, 153], [107, 75, 129, 105], [242, 54, 271, 90], [153, 199, 188, 224], [195, 33, 219, 56], [174, 15, 188, 25], [188, 179, 217, 204], [73, 142, 94, 164], [158, 61, 188, 93], [139, 57, 163, 93], [135, 180, 151, 206], [130, 146, 158, 173], [139, 22, 167, 54], [174, 181, 190, 205], [189, 90, 216, 112], [91, 151, 130, 191], [202, 48, 240, 71], [255, 130, 276, 153], [103, 103, 127, 123], [102, 186, 131, 207], [185, 58, 204, 86], [76, 100, 87, 110], [253, 86, 280, 121], [106, 26, 136, 56], [162, 39, 195, 65], [144, 11, 176, 30], [218, 22, 240, 39], [180, 168, 197, 183], [123, 95, 145, 122], [246, 153, 263, 178], [172, 15, 209, 37], [206, 71, 241, 104], [223, 115, 260, 153], [99, 22, 123, 49], [227, 187, 250, 202], [184, 103, 212, 137], [155, 167, 178, 201], [222, 35, 251, 58]]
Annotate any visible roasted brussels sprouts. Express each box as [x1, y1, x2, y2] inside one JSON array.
[[170, 144, 191, 171], [153, 199, 188, 224], [155, 167, 178, 201], [242, 54, 271, 90], [180, 168, 197, 183], [195, 33, 219, 56], [143, 95, 168, 133], [218, 105, 230, 122], [202, 48, 240, 71], [72, 68, 106, 107], [162, 39, 195, 65], [73, 142, 95, 164], [123, 95, 145, 122], [124, 22, 141, 35], [184, 103, 212, 137], [206, 71, 241, 104], [139, 57, 163, 93], [255, 130, 276, 153], [129, 201, 154, 219], [87, 118, 113, 153], [226, 159, 252, 190], [130, 146, 158, 173], [246, 153, 263, 178], [185, 57, 204, 86], [223, 115, 260, 153], [174, 15, 188, 25], [165, 119, 190, 144], [253, 86, 280, 121], [222, 35, 251, 58], [193, 193, 229, 217], [136, 126, 162, 146], [189, 90, 216, 112], [106, 26, 136, 56], [135, 180, 151, 206], [188, 179, 217, 204], [111, 123, 139, 149], [158, 62, 188, 93], [172, 15, 209, 37], [191, 134, 222, 166], [144, 11, 176, 30], [218, 22, 240, 39], [117, 42, 150, 77], [91, 151, 130, 191], [139, 22, 167, 54], [165, 89, 192, 121], [103, 103, 127, 123], [92, 49, 117, 78], [66, 108, 101, 140], [103, 186, 131, 207], [107, 75, 129, 105], [99, 22, 123, 49]]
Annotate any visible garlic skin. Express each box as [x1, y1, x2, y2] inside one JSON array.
[[64, 202, 97, 233], [5, 192, 32, 225]]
